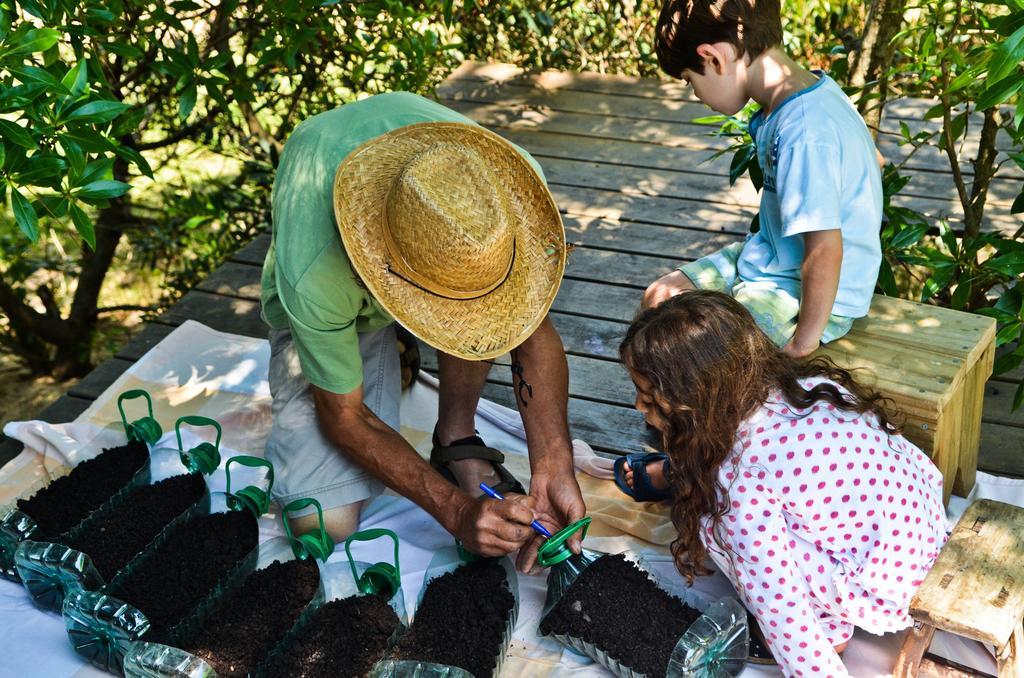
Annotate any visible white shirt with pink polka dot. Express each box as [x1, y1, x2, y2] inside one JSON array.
[[700, 378, 948, 678]]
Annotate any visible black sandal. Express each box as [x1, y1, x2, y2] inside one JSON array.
[[429, 431, 526, 496]]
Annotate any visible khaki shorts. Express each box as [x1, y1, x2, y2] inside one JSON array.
[[680, 242, 854, 346], [264, 324, 401, 515]]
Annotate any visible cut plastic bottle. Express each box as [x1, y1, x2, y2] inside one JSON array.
[[14, 418, 222, 612], [61, 456, 273, 675], [537, 517, 749, 677]]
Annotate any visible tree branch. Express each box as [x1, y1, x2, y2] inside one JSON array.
[[938, 4, 975, 233]]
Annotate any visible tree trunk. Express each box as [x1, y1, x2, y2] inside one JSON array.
[[966, 107, 1001, 239], [848, 0, 905, 136]]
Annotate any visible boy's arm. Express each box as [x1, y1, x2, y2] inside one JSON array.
[[785, 229, 843, 358]]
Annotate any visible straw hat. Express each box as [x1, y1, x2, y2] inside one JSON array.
[[333, 122, 566, 360]]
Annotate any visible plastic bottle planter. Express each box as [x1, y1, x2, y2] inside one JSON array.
[[173, 417, 222, 476], [256, 525, 408, 677], [537, 519, 748, 678], [371, 545, 519, 678], [118, 390, 163, 446], [122, 501, 337, 678], [61, 456, 272, 675], [14, 443, 214, 613], [0, 437, 150, 582]]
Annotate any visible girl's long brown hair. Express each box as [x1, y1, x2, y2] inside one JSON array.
[[619, 291, 899, 582]]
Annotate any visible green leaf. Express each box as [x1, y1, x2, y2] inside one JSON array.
[[993, 346, 1024, 375], [77, 158, 113, 186], [14, 154, 66, 185], [890, 224, 929, 250], [60, 137, 85, 176], [2, 27, 59, 56], [113, 144, 153, 179], [924, 102, 945, 120], [987, 251, 1024, 276], [61, 61, 87, 97], [876, 258, 898, 296], [988, 24, 1024, 85], [10, 189, 38, 241], [951, 278, 972, 310], [64, 100, 130, 124], [179, 81, 197, 121], [104, 41, 144, 59], [995, 320, 1022, 346], [0, 119, 34, 148], [977, 74, 1024, 110], [1013, 381, 1024, 412], [69, 202, 95, 249], [1013, 190, 1024, 214], [75, 179, 130, 199], [11, 66, 68, 94]]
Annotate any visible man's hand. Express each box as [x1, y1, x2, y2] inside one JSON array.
[[516, 471, 586, 573], [642, 270, 694, 310], [782, 333, 820, 359], [453, 493, 537, 558]]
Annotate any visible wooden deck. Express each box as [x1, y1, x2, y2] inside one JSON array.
[[2, 61, 1021, 479]]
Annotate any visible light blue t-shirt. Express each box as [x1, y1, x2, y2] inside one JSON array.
[[737, 73, 882, 318]]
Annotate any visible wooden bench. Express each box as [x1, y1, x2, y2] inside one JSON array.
[[817, 294, 996, 505], [893, 499, 1024, 677]]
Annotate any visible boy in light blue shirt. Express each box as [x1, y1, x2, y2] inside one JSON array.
[[619, 1, 885, 510], [641, 0, 883, 358]]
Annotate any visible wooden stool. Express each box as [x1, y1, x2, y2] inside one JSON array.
[[817, 295, 996, 506], [893, 499, 1024, 677]]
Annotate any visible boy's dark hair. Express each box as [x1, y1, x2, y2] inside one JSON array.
[[655, 0, 783, 79]]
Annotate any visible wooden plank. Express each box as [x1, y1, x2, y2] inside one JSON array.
[[443, 99, 1023, 232], [983, 381, 1024, 428], [438, 78, 1024, 184], [536, 153, 1020, 233], [68, 357, 135, 401], [552, 184, 754, 234], [910, 498, 1024, 646], [159, 290, 267, 338], [476, 123, 1023, 212], [447, 61, 696, 103], [231, 232, 271, 266], [449, 62, 989, 125], [115, 323, 176, 362], [472, 380, 651, 455], [437, 76, 712, 126]]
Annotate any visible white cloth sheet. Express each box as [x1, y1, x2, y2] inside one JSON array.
[[0, 320, 1010, 677]]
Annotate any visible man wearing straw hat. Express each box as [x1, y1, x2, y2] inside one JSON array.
[[260, 92, 586, 570]]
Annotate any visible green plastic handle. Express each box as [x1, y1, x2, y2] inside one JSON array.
[[174, 416, 222, 475], [282, 497, 334, 562], [117, 390, 162, 445], [537, 516, 592, 568], [344, 528, 401, 600], [224, 456, 275, 518]]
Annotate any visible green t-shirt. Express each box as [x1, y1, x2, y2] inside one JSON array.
[[260, 92, 544, 394]]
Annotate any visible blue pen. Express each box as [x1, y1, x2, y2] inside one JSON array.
[[479, 483, 553, 538]]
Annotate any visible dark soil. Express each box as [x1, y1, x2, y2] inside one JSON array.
[[17, 440, 148, 538], [391, 559, 514, 678], [539, 554, 701, 677], [62, 473, 206, 581], [111, 510, 258, 634], [264, 594, 400, 678], [183, 558, 320, 677]]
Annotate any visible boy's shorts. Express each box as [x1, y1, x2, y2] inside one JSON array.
[[679, 242, 854, 347], [264, 324, 401, 516]]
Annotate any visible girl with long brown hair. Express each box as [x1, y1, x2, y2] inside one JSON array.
[[619, 291, 947, 677]]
